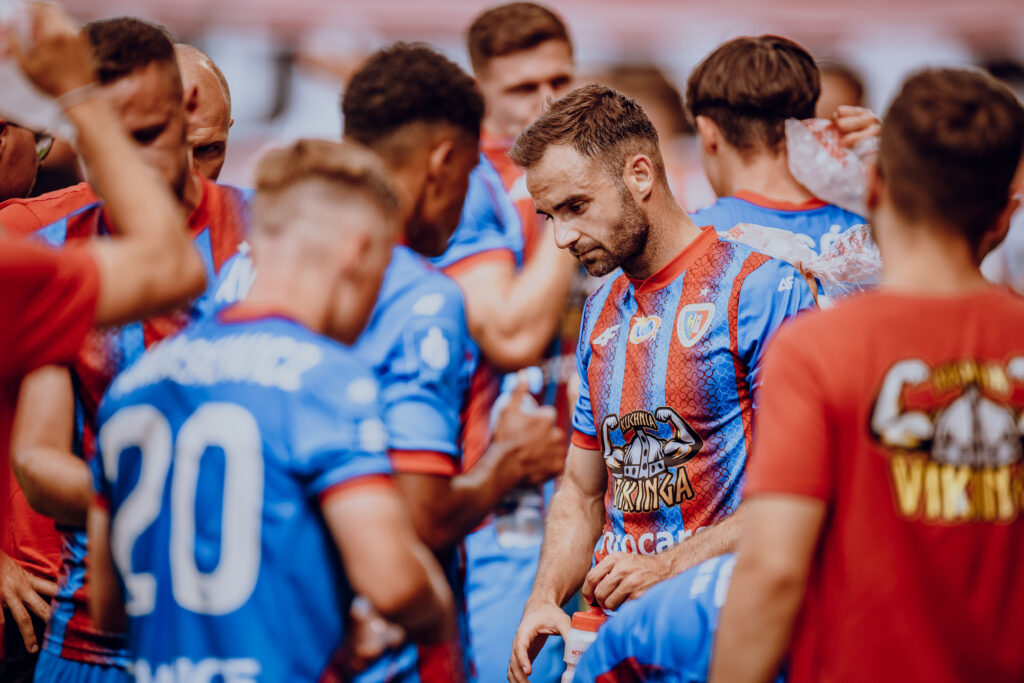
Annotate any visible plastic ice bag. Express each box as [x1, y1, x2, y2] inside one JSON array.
[[723, 222, 881, 301], [786, 118, 871, 217], [0, 1, 75, 140]]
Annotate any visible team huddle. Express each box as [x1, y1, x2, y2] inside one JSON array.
[[1, 2, 1023, 683]]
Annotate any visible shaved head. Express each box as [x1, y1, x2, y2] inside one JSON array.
[[175, 43, 232, 179]]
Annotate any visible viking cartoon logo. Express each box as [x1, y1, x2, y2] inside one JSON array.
[[870, 357, 1024, 523], [601, 407, 704, 513]]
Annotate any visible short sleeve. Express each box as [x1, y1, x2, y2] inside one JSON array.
[[0, 239, 99, 378], [571, 300, 599, 450], [744, 319, 833, 501], [736, 257, 817, 403], [290, 365, 392, 499], [377, 291, 475, 476], [431, 156, 522, 273]]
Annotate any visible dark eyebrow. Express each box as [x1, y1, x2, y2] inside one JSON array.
[[553, 194, 590, 212]]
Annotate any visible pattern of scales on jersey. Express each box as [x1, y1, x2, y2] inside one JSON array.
[[583, 232, 773, 562]]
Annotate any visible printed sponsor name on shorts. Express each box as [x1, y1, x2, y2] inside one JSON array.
[[133, 657, 260, 683], [596, 527, 707, 556]]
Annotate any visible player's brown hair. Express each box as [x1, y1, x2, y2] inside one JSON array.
[[510, 84, 666, 185], [685, 35, 819, 154], [467, 2, 572, 72], [880, 68, 1024, 249], [254, 139, 399, 217], [85, 17, 181, 95]]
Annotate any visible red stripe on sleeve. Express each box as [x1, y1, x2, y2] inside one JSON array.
[[571, 430, 600, 451], [318, 474, 395, 504], [388, 450, 459, 477]]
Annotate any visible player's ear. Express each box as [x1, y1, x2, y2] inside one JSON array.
[[694, 115, 719, 155], [426, 138, 456, 186], [979, 187, 1021, 261], [183, 84, 199, 117], [625, 154, 655, 201], [865, 161, 884, 216]]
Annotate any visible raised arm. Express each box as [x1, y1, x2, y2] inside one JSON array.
[[14, 2, 205, 326], [450, 232, 577, 371], [508, 442, 607, 683]]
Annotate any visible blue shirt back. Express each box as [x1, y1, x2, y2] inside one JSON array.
[[92, 314, 391, 683], [690, 191, 866, 254]]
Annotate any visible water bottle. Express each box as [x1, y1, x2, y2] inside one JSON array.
[[561, 607, 607, 683], [491, 368, 546, 549]]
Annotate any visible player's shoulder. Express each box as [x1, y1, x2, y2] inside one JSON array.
[[381, 246, 468, 321], [689, 196, 746, 229], [3, 183, 102, 242]]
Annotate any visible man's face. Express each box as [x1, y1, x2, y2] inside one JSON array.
[[0, 121, 41, 201], [476, 39, 573, 138], [103, 61, 191, 199], [527, 144, 649, 277], [405, 137, 480, 258], [183, 69, 231, 180]]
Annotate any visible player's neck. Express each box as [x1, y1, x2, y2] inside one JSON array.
[[875, 209, 989, 295], [242, 272, 330, 333], [624, 195, 702, 280], [722, 148, 815, 204]]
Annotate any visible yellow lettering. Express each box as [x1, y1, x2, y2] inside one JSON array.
[[890, 455, 924, 517], [941, 465, 973, 520], [658, 472, 674, 508], [975, 468, 997, 522], [676, 466, 695, 503], [924, 462, 942, 520], [642, 477, 659, 512], [993, 466, 1015, 521]]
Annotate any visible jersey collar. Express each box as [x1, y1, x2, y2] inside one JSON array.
[[627, 225, 717, 295], [733, 189, 827, 212]]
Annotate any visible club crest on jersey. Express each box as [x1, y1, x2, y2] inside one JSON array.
[[628, 315, 661, 344], [601, 407, 705, 513], [677, 303, 715, 348], [871, 356, 1024, 525]]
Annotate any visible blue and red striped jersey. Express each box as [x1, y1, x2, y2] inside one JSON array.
[[32, 176, 252, 667], [571, 227, 815, 563]]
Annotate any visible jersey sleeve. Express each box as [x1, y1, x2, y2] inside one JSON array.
[[570, 297, 599, 450], [744, 317, 833, 501], [290, 362, 392, 500], [431, 157, 522, 274], [736, 257, 817, 404], [0, 239, 99, 379], [378, 288, 475, 476]]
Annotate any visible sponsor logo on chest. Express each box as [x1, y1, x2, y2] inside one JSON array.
[[676, 303, 715, 348], [628, 315, 661, 344]]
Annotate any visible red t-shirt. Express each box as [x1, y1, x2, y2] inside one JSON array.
[[746, 286, 1024, 683], [0, 239, 99, 563]]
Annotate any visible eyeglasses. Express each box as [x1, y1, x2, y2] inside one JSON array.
[[0, 121, 54, 161]]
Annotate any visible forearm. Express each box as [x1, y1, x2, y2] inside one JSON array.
[[662, 506, 745, 576], [402, 442, 523, 550], [12, 448, 91, 526], [529, 481, 605, 607], [380, 543, 456, 646], [709, 553, 805, 683]]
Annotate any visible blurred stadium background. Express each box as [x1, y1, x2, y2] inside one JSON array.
[[58, 0, 1024, 189]]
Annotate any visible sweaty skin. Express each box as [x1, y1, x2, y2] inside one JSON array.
[[175, 44, 232, 181]]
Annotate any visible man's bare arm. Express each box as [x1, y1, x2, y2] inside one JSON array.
[[709, 494, 826, 683], [11, 367, 91, 526], [324, 483, 455, 645], [508, 443, 606, 683], [451, 233, 576, 371], [14, 3, 205, 327], [396, 380, 566, 551], [581, 506, 745, 610]]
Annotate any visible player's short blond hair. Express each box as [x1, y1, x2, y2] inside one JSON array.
[[254, 139, 399, 216]]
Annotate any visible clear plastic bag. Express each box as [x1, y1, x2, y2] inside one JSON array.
[[723, 222, 881, 300], [0, 1, 75, 140], [786, 118, 870, 217]]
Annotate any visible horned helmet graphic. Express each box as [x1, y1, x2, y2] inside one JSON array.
[[601, 407, 704, 479]]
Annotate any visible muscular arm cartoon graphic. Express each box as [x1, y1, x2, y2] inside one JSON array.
[[602, 414, 625, 476], [655, 407, 704, 467], [870, 360, 935, 450]]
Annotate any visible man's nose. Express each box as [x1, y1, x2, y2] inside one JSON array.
[[538, 84, 557, 114], [551, 219, 581, 250]]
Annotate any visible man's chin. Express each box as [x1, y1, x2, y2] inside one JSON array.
[[579, 254, 618, 278]]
